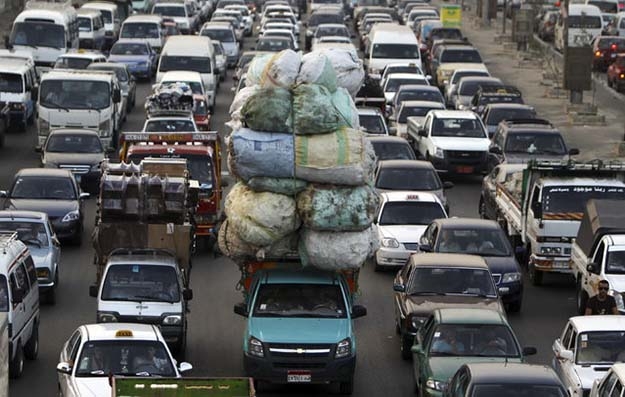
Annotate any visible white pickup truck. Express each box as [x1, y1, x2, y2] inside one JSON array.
[[571, 199, 625, 315], [492, 160, 625, 286]]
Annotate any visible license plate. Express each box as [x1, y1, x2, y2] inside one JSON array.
[[552, 261, 570, 269], [456, 166, 474, 174], [287, 371, 311, 383]]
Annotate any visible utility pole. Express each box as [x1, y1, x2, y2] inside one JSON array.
[[563, 0, 584, 104]]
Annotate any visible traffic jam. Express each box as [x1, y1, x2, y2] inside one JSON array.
[[0, 0, 624, 394]]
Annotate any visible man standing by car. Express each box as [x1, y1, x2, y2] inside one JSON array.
[[585, 280, 619, 315]]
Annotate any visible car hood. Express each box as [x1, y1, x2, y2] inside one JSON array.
[[379, 225, 427, 242], [73, 378, 110, 397], [107, 55, 149, 63], [4, 199, 77, 217], [44, 152, 104, 166], [504, 153, 569, 164], [249, 317, 350, 344], [430, 136, 490, 151], [27, 246, 53, 268], [427, 356, 523, 383], [482, 255, 521, 274], [385, 92, 396, 103], [405, 295, 503, 315], [574, 364, 613, 390]]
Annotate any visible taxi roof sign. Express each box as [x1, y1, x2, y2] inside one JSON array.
[[406, 194, 420, 200], [116, 330, 133, 337], [122, 132, 218, 144]]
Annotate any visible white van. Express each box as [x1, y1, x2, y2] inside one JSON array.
[[119, 14, 165, 53], [0, 232, 40, 379], [555, 4, 602, 50], [586, 0, 619, 13], [8, 1, 79, 74], [152, 2, 195, 34], [156, 36, 216, 109], [366, 23, 421, 80], [37, 69, 122, 149], [0, 58, 39, 131], [200, 22, 239, 67], [310, 0, 343, 13], [81, 2, 121, 48], [614, 11, 625, 36], [76, 8, 105, 50]]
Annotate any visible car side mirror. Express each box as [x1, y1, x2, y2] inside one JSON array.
[[569, 148, 580, 156], [425, 75, 432, 81], [522, 346, 537, 356], [489, 146, 503, 155], [178, 362, 193, 373], [558, 349, 574, 361], [443, 181, 454, 189], [80, 192, 90, 200], [89, 284, 98, 297], [418, 128, 427, 137], [11, 289, 24, 304], [587, 262, 600, 274], [393, 283, 405, 292], [56, 362, 73, 375], [52, 236, 61, 246], [183, 288, 193, 301], [0, 191, 7, 198], [351, 305, 367, 319], [233, 302, 248, 317]]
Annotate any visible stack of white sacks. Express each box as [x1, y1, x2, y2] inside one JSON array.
[[218, 49, 380, 271]]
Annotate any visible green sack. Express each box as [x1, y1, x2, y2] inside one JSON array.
[[241, 87, 293, 133]]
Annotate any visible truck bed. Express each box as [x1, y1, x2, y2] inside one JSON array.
[[113, 377, 255, 397], [494, 182, 523, 236]]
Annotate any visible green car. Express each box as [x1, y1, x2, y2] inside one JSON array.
[[411, 308, 536, 397]]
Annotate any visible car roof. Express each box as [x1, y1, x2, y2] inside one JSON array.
[[81, 323, 161, 342], [568, 315, 625, 332], [435, 307, 508, 324], [465, 363, 563, 384], [16, 168, 73, 178], [0, 211, 48, 221], [49, 128, 101, 137], [400, 100, 445, 109], [60, 51, 105, 60], [366, 135, 412, 144], [107, 252, 178, 267], [387, 73, 427, 80], [316, 23, 348, 28], [435, 217, 501, 230], [381, 191, 441, 204], [379, 159, 433, 169], [485, 103, 534, 110], [161, 70, 203, 82], [408, 253, 490, 269], [357, 107, 384, 115], [397, 85, 440, 92], [89, 62, 127, 70], [259, 269, 342, 285], [430, 110, 478, 119]]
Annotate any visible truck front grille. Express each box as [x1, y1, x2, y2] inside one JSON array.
[[445, 150, 486, 165], [267, 343, 333, 358]]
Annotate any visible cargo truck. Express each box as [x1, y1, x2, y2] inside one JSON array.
[[571, 199, 625, 314], [492, 160, 625, 286], [112, 377, 256, 396], [233, 260, 366, 395]]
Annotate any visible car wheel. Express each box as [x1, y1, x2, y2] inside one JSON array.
[[576, 279, 588, 315], [339, 377, 354, 395], [478, 197, 486, 219], [507, 300, 522, 313], [529, 262, 543, 286], [9, 342, 24, 379], [401, 334, 412, 360], [24, 323, 39, 360]]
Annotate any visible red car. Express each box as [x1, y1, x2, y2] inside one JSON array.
[[607, 54, 625, 92], [592, 36, 625, 71]]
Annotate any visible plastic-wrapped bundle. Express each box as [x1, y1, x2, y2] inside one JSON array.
[[218, 219, 299, 261], [224, 182, 301, 246], [145, 82, 194, 114], [299, 226, 378, 270], [297, 184, 379, 231], [228, 128, 294, 181], [292, 84, 350, 135], [246, 50, 301, 89], [227, 85, 259, 131], [240, 87, 293, 133], [296, 51, 337, 92], [318, 48, 365, 97], [331, 87, 360, 130], [247, 177, 308, 195]]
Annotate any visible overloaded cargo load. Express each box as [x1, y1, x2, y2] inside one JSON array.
[[219, 49, 379, 274], [112, 377, 256, 397], [145, 82, 194, 115]]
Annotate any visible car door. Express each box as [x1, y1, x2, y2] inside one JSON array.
[[481, 166, 498, 220], [416, 115, 432, 158], [59, 329, 82, 396], [9, 261, 32, 344], [394, 261, 414, 328], [553, 322, 573, 379], [47, 219, 61, 274], [414, 318, 435, 389]]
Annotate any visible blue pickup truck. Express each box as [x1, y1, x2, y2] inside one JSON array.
[[233, 264, 367, 395]]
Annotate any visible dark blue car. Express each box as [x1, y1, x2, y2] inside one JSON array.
[[107, 39, 156, 79]]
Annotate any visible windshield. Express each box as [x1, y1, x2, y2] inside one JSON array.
[[485, 108, 535, 125], [398, 106, 439, 123], [385, 65, 421, 76], [589, 0, 618, 12], [428, 324, 519, 357], [377, 166, 440, 191], [159, 56, 211, 73], [606, 250, 625, 274], [458, 80, 500, 96], [431, 118, 485, 138], [0, 73, 23, 93], [99, 10, 112, 23], [568, 15, 602, 28], [471, 385, 567, 397], [46, 134, 103, 154], [78, 17, 93, 31], [409, 267, 497, 296], [129, 153, 213, 186], [121, 22, 160, 38], [372, 43, 419, 59], [504, 132, 566, 155], [379, 201, 445, 225], [396, 89, 444, 105], [576, 331, 625, 364], [75, 340, 175, 377], [430, 28, 463, 42], [315, 26, 349, 37], [543, 186, 625, 213], [201, 28, 235, 42], [102, 264, 180, 302], [0, 221, 49, 248], [359, 114, 386, 134], [257, 38, 291, 51], [144, 119, 196, 132], [370, 141, 416, 160], [55, 57, 94, 70], [385, 78, 426, 93], [40, 80, 111, 110], [441, 49, 482, 63], [435, 228, 511, 256], [153, 5, 186, 16], [253, 284, 347, 318], [11, 176, 76, 200], [111, 42, 149, 55], [451, 71, 490, 84], [11, 22, 65, 48], [479, 94, 523, 106], [309, 14, 344, 27]]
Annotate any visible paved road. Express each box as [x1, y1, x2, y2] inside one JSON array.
[[5, 29, 580, 397]]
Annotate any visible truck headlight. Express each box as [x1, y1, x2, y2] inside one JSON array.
[[248, 337, 264, 357], [39, 118, 50, 135], [426, 378, 446, 391], [162, 315, 182, 325], [502, 272, 521, 283], [540, 246, 562, 255], [335, 338, 352, 358], [61, 210, 79, 223], [381, 237, 400, 248], [433, 147, 444, 158], [609, 290, 625, 311], [10, 102, 24, 110], [98, 312, 118, 323], [99, 120, 111, 137]]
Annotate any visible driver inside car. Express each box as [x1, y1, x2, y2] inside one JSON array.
[[132, 346, 168, 373]]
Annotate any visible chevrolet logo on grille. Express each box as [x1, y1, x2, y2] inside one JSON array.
[[296, 348, 305, 354]]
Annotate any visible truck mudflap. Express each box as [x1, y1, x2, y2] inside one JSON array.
[[112, 377, 256, 396], [530, 254, 573, 273]]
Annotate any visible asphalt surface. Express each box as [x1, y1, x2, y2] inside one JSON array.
[[5, 20, 581, 397]]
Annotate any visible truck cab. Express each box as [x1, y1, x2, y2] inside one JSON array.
[[233, 265, 366, 394]]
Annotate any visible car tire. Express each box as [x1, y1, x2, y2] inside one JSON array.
[[401, 334, 412, 360], [9, 341, 24, 379], [24, 323, 39, 360], [529, 262, 543, 286], [507, 300, 522, 313], [478, 197, 486, 219], [339, 377, 354, 395], [576, 279, 588, 315]]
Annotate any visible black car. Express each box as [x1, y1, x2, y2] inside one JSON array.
[[445, 363, 567, 397], [470, 85, 524, 117], [481, 103, 536, 138], [0, 168, 88, 245], [366, 136, 417, 161], [419, 218, 524, 312]]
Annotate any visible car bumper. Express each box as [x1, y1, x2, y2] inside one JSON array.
[[376, 248, 413, 268], [497, 282, 523, 304], [429, 154, 488, 175], [530, 254, 572, 273], [159, 325, 184, 345], [37, 268, 55, 290], [244, 353, 356, 384], [127, 65, 151, 78]]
